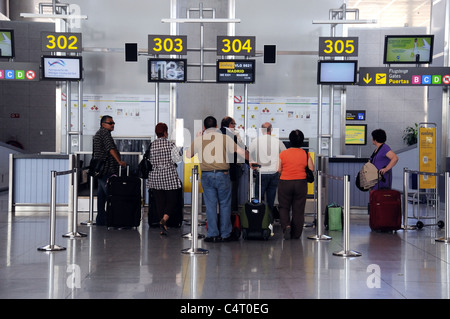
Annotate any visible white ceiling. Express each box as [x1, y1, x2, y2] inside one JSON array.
[[347, 0, 431, 28]]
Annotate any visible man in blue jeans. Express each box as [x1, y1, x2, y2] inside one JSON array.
[[92, 115, 126, 225], [249, 122, 286, 216], [188, 116, 251, 242]]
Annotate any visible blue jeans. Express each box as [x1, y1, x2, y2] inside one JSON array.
[[96, 174, 111, 225], [201, 171, 232, 238], [255, 172, 280, 212]]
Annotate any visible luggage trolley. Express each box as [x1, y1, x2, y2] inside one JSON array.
[[409, 123, 444, 229]]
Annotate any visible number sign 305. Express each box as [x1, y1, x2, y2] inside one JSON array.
[[318, 37, 358, 57]]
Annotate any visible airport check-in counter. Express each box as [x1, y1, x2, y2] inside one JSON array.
[[325, 156, 370, 209], [9, 153, 74, 212]]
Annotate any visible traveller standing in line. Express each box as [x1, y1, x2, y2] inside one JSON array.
[[220, 116, 245, 213], [277, 129, 314, 240], [92, 115, 126, 226], [187, 116, 252, 242], [147, 122, 183, 235], [370, 129, 398, 190], [249, 122, 286, 216]]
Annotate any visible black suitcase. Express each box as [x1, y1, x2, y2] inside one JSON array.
[[239, 165, 272, 240], [106, 167, 142, 229]]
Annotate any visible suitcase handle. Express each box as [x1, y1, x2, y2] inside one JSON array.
[[249, 164, 262, 202], [118, 165, 130, 177]]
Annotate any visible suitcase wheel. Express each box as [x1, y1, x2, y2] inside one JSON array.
[[438, 220, 445, 229], [416, 221, 424, 229], [242, 229, 248, 240]]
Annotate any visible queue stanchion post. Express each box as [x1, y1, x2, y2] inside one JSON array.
[[181, 165, 208, 255], [403, 168, 416, 230], [81, 175, 95, 226], [182, 169, 205, 240], [63, 168, 87, 239], [333, 175, 361, 257], [38, 170, 66, 252], [436, 172, 450, 243], [308, 170, 331, 241]]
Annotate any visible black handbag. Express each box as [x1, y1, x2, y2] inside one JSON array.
[[88, 157, 106, 177], [138, 144, 152, 179], [305, 151, 314, 183]]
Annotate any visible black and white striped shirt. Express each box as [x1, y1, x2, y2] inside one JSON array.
[[146, 138, 182, 190], [92, 127, 120, 176]]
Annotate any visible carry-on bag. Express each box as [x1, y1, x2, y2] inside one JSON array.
[[324, 203, 343, 231], [106, 166, 142, 229], [369, 188, 402, 231], [239, 164, 272, 240]]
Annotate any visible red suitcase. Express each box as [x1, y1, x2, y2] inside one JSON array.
[[369, 189, 402, 231]]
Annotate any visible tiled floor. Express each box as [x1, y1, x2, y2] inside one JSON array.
[[1, 190, 450, 300]]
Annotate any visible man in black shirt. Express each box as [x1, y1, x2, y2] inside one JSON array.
[[92, 115, 126, 225]]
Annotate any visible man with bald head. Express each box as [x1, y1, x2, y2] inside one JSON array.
[[249, 122, 286, 217]]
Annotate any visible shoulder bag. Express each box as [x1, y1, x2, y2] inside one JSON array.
[[138, 142, 153, 179], [305, 150, 314, 183]]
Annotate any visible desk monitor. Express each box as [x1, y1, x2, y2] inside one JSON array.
[[317, 60, 357, 85], [345, 124, 367, 145], [42, 56, 82, 81]]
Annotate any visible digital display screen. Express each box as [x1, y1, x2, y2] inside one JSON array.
[[345, 124, 367, 145], [0, 29, 14, 58], [383, 35, 434, 64], [42, 56, 82, 81], [216, 59, 255, 83], [148, 58, 186, 82], [317, 60, 357, 85]]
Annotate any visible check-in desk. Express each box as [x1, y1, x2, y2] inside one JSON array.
[[9, 153, 74, 212], [326, 156, 370, 209]]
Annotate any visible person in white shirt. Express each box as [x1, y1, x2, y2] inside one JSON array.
[[249, 122, 286, 215]]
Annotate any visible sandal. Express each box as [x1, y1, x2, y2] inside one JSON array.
[[160, 218, 168, 236]]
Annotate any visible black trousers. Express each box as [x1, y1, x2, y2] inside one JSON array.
[[277, 179, 307, 239], [153, 188, 180, 219]]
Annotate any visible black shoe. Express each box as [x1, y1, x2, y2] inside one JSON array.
[[204, 236, 221, 243], [283, 226, 291, 240], [221, 234, 239, 242]]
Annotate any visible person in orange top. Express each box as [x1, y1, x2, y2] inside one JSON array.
[[277, 129, 314, 240]]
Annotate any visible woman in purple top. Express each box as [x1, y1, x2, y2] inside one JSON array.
[[370, 129, 399, 190]]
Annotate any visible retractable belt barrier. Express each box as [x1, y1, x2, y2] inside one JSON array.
[[308, 170, 361, 257], [181, 165, 208, 255], [38, 168, 87, 252]]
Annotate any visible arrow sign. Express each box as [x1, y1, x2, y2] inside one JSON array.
[[362, 73, 372, 84]]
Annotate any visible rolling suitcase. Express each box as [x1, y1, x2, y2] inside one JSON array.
[[106, 167, 142, 229], [369, 188, 402, 231], [240, 165, 272, 240]]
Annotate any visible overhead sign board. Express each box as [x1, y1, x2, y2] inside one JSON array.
[[41, 32, 82, 53], [217, 36, 256, 56], [346, 110, 366, 121], [148, 35, 187, 55], [359, 67, 450, 86], [319, 37, 358, 57]]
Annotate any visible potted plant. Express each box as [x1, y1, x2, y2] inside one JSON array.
[[402, 123, 418, 146]]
